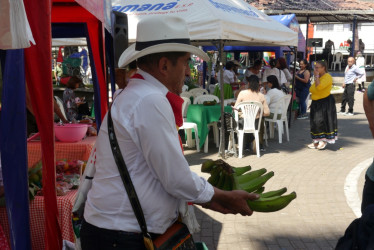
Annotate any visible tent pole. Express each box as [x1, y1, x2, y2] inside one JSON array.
[[351, 15, 357, 57], [305, 16, 309, 58], [289, 46, 298, 128], [219, 40, 226, 158]]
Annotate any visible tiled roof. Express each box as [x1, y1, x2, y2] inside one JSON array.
[[247, 0, 374, 11]]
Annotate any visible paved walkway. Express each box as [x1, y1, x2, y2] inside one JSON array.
[[184, 90, 372, 250]]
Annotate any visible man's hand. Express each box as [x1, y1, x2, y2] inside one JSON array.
[[200, 188, 259, 216], [363, 91, 374, 137], [342, 83, 346, 88]]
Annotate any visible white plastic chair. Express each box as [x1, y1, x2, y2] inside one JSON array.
[[182, 85, 189, 92], [233, 101, 264, 158], [331, 52, 343, 71], [188, 88, 208, 97], [193, 94, 220, 104], [179, 97, 200, 152], [54, 96, 67, 121], [180, 91, 193, 99], [264, 95, 291, 144]]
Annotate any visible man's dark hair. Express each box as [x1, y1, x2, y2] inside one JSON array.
[[225, 61, 235, 70], [248, 75, 260, 92], [269, 58, 277, 68], [253, 59, 262, 68], [137, 52, 187, 68], [66, 76, 82, 89], [128, 60, 137, 70], [267, 75, 280, 90]]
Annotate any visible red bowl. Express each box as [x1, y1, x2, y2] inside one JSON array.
[[54, 123, 88, 142]]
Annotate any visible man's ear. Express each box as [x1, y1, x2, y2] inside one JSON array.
[[158, 57, 169, 77]]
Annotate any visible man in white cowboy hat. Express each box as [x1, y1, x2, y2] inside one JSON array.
[[80, 16, 258, 249]]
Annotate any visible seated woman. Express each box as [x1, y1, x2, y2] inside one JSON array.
[[265, 75, 285, 119], [234, 75, 270, 152], [63, 76, 85, 121]]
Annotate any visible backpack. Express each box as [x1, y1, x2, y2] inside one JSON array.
[[217, 112, 237, 131]]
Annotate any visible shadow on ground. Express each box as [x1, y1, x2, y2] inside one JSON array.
[[192, 206, 342, 250]]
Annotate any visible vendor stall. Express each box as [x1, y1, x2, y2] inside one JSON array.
[[0, 0, 111, 249]]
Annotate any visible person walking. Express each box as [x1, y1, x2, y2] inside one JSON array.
[[308, 61, 337, 150], [294, 59, 311, 119], [80, 16, 258, 250], [356, 52, 366, 92], [338, 57, 364, 116]]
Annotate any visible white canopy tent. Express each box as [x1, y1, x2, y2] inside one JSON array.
[[111, 0, 298, 157], [0, 0, 34, 49], [112, 0, 298, 46]]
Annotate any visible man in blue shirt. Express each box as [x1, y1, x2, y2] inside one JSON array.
[[338, 57, 364, 116]]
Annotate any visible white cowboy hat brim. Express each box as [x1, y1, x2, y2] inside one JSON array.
[[118, 43, 209, 68]]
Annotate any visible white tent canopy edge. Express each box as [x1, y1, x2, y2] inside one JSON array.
[[112, 0, 298, 47]]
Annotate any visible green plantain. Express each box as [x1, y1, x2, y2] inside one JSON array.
[[253, 187, 265, 194], [235, 168, 267, 185], [215, 172, 226, 189], [260, 187, 287, 198], [237, 171, 274, 193], [232, 165, 251, 176], [247, 192, 297, 212], [222, 172, 234, 191], [201, 160, 216, 173], [207, 167, 222, 186]]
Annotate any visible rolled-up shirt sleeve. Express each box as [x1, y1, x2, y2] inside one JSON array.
[[133, 94, 214, 204]]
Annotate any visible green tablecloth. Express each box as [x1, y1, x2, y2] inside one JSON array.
[[213, 84, 234, 100], [186, 104, 232, 148]]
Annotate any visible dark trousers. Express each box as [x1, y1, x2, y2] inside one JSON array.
[[362, 174, 374, 213], [295, 87, 310, 115], [80, 219, 149, 250], [340, 84, 355, 113]]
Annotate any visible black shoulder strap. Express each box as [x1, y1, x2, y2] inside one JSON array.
[[107, 109, 152, 240]]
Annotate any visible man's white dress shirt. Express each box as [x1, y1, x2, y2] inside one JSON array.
[[84, 69, 214, 234]]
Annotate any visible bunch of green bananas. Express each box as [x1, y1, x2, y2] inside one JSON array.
[[201, 159, 297, 213]]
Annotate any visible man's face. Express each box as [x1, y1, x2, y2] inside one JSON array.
[[167, 53, 191, 95], [348, 58, 355, 67]]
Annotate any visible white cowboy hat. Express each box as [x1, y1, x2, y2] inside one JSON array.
[[118, 16, 209, 68]]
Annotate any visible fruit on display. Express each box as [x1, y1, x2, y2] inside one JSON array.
[[201, 159, 296, 213], [28, 159, 85, 197]]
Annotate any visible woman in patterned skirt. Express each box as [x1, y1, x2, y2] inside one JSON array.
[[308, 60, 338, 150]]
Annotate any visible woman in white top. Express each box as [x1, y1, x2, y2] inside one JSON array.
[[262, 58, 287, 87], [265, 75, 285, 119], [277, 57, 292, 87]]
